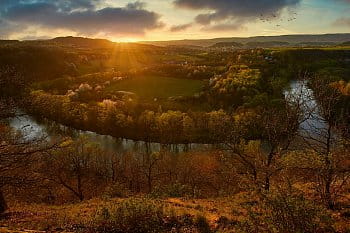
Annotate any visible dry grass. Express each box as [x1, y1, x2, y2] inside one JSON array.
[[1, 193, 350, 232], [0, 197, 241, 232]]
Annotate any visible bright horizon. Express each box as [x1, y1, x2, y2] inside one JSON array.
[[0, 0, 349, 42]]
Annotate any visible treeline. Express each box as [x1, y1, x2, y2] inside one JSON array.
[[273, 49, 350, 80], [28, 90, 262, 144], [0, 46, 81, 81], [137, 63, 219, 80], [26, 64, 298, 144]]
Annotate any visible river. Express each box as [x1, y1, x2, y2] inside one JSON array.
[[9, 113, 212, 154], [8, 80, 325, 153], [286, 80, 326, 131]]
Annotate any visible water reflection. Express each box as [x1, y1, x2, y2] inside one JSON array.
[[9, 80, 324, 154], [285, 80, 327, 132], [9, 113, 212, 154]]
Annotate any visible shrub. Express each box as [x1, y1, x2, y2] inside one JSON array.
[[166, 183, 192, 198], [238, 192, 334, 233], [195, 215, 212, 233], [93, 198, 212, 233], [103, 183, 130, 198], [94, 198, 166, 233], [149, 183, 192, 198]]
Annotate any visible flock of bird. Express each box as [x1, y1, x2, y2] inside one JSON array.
[[259, 12, 298, 27]]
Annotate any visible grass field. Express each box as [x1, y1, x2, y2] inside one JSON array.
[[2, 194, 350, 232], [106, 76, 204, 99], [0, 195, 257, 232]]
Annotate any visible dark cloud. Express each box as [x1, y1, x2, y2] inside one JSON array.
[[0, 0, 101, 12], [174, 0, 300, 28], [170, 23, 192, 32], [0, 1, 163, 38]]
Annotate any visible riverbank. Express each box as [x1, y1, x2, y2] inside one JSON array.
[[10, 80, 320, 154], [9, 113, 214, 154]]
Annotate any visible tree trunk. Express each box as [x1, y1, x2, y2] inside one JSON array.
[[264, 150, 275, 191], [265, 175, 270, 191], [325, 179, 335, 210], [147, 167, 153, 193], [0, 189, 7, 214], [148, 176, 152, 193], [324, 166, 335, 210], [77, 174, 84, 201]]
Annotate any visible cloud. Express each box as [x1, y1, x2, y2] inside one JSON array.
[[174, 0, 300, 29], [0, 1, 163, 39], [203, 23, 245, 32], [0, 0, 101, 12], [333, 17, 350, 27], [170, 23, 192, 32]]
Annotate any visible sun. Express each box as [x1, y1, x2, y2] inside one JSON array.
[[111, 37, 139, 43]]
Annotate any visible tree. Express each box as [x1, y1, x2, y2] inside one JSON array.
[[298, 77, 350, 209], [0, 67, 54, 214], [156, 111, 185, 143], [42, 136, 98, 201], [142, 152, 163, 193], [138, 110, 157, 150], [223, 96, 303, 191]]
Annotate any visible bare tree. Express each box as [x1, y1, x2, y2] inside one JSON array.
[[0, 66, 58, 214], [42, 137, 99, 201], [0, 67, 31, 213], [299, 77, 350, 209], [223, 83, 305, 191]]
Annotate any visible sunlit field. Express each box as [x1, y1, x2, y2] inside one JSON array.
[[106, 75, 204, 99]]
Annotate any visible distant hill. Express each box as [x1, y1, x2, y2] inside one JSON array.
[[2, 34, 350, 49], [49, 36, 115, 48], [0, 36, 162, 50], [245, 41, 289, 48], [342, 41, 350, 46], [0, 36, 115, 48], [141, 33, 350, 47], [297, 41, 336, 46], [0, 40, 20, 45], [210, 42, 243, 48], [48, 37, 162, 50]]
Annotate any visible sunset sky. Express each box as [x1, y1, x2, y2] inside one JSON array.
[[0, 0, 349, 42]]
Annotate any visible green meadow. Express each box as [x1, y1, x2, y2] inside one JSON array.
[[106, 75, 205, 99]]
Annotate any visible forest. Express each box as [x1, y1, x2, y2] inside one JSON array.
[[0, 37, 350, 232]]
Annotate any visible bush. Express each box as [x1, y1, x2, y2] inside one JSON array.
[[149, 183, 192, 198], [93, 198, 213, 233], [238, 192, 334, 233], [103, 183, 130, 198], [95, 198, 165, 233], [195, 215, 212, 233]]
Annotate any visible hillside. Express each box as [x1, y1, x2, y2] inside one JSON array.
[[1, 194, 349, 233], [2, 34, 349, 49], [141, 33, 350, 47], [0, 36, 162, 50], [49, 36, 115, 48], [210, 42, 243, 48]]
